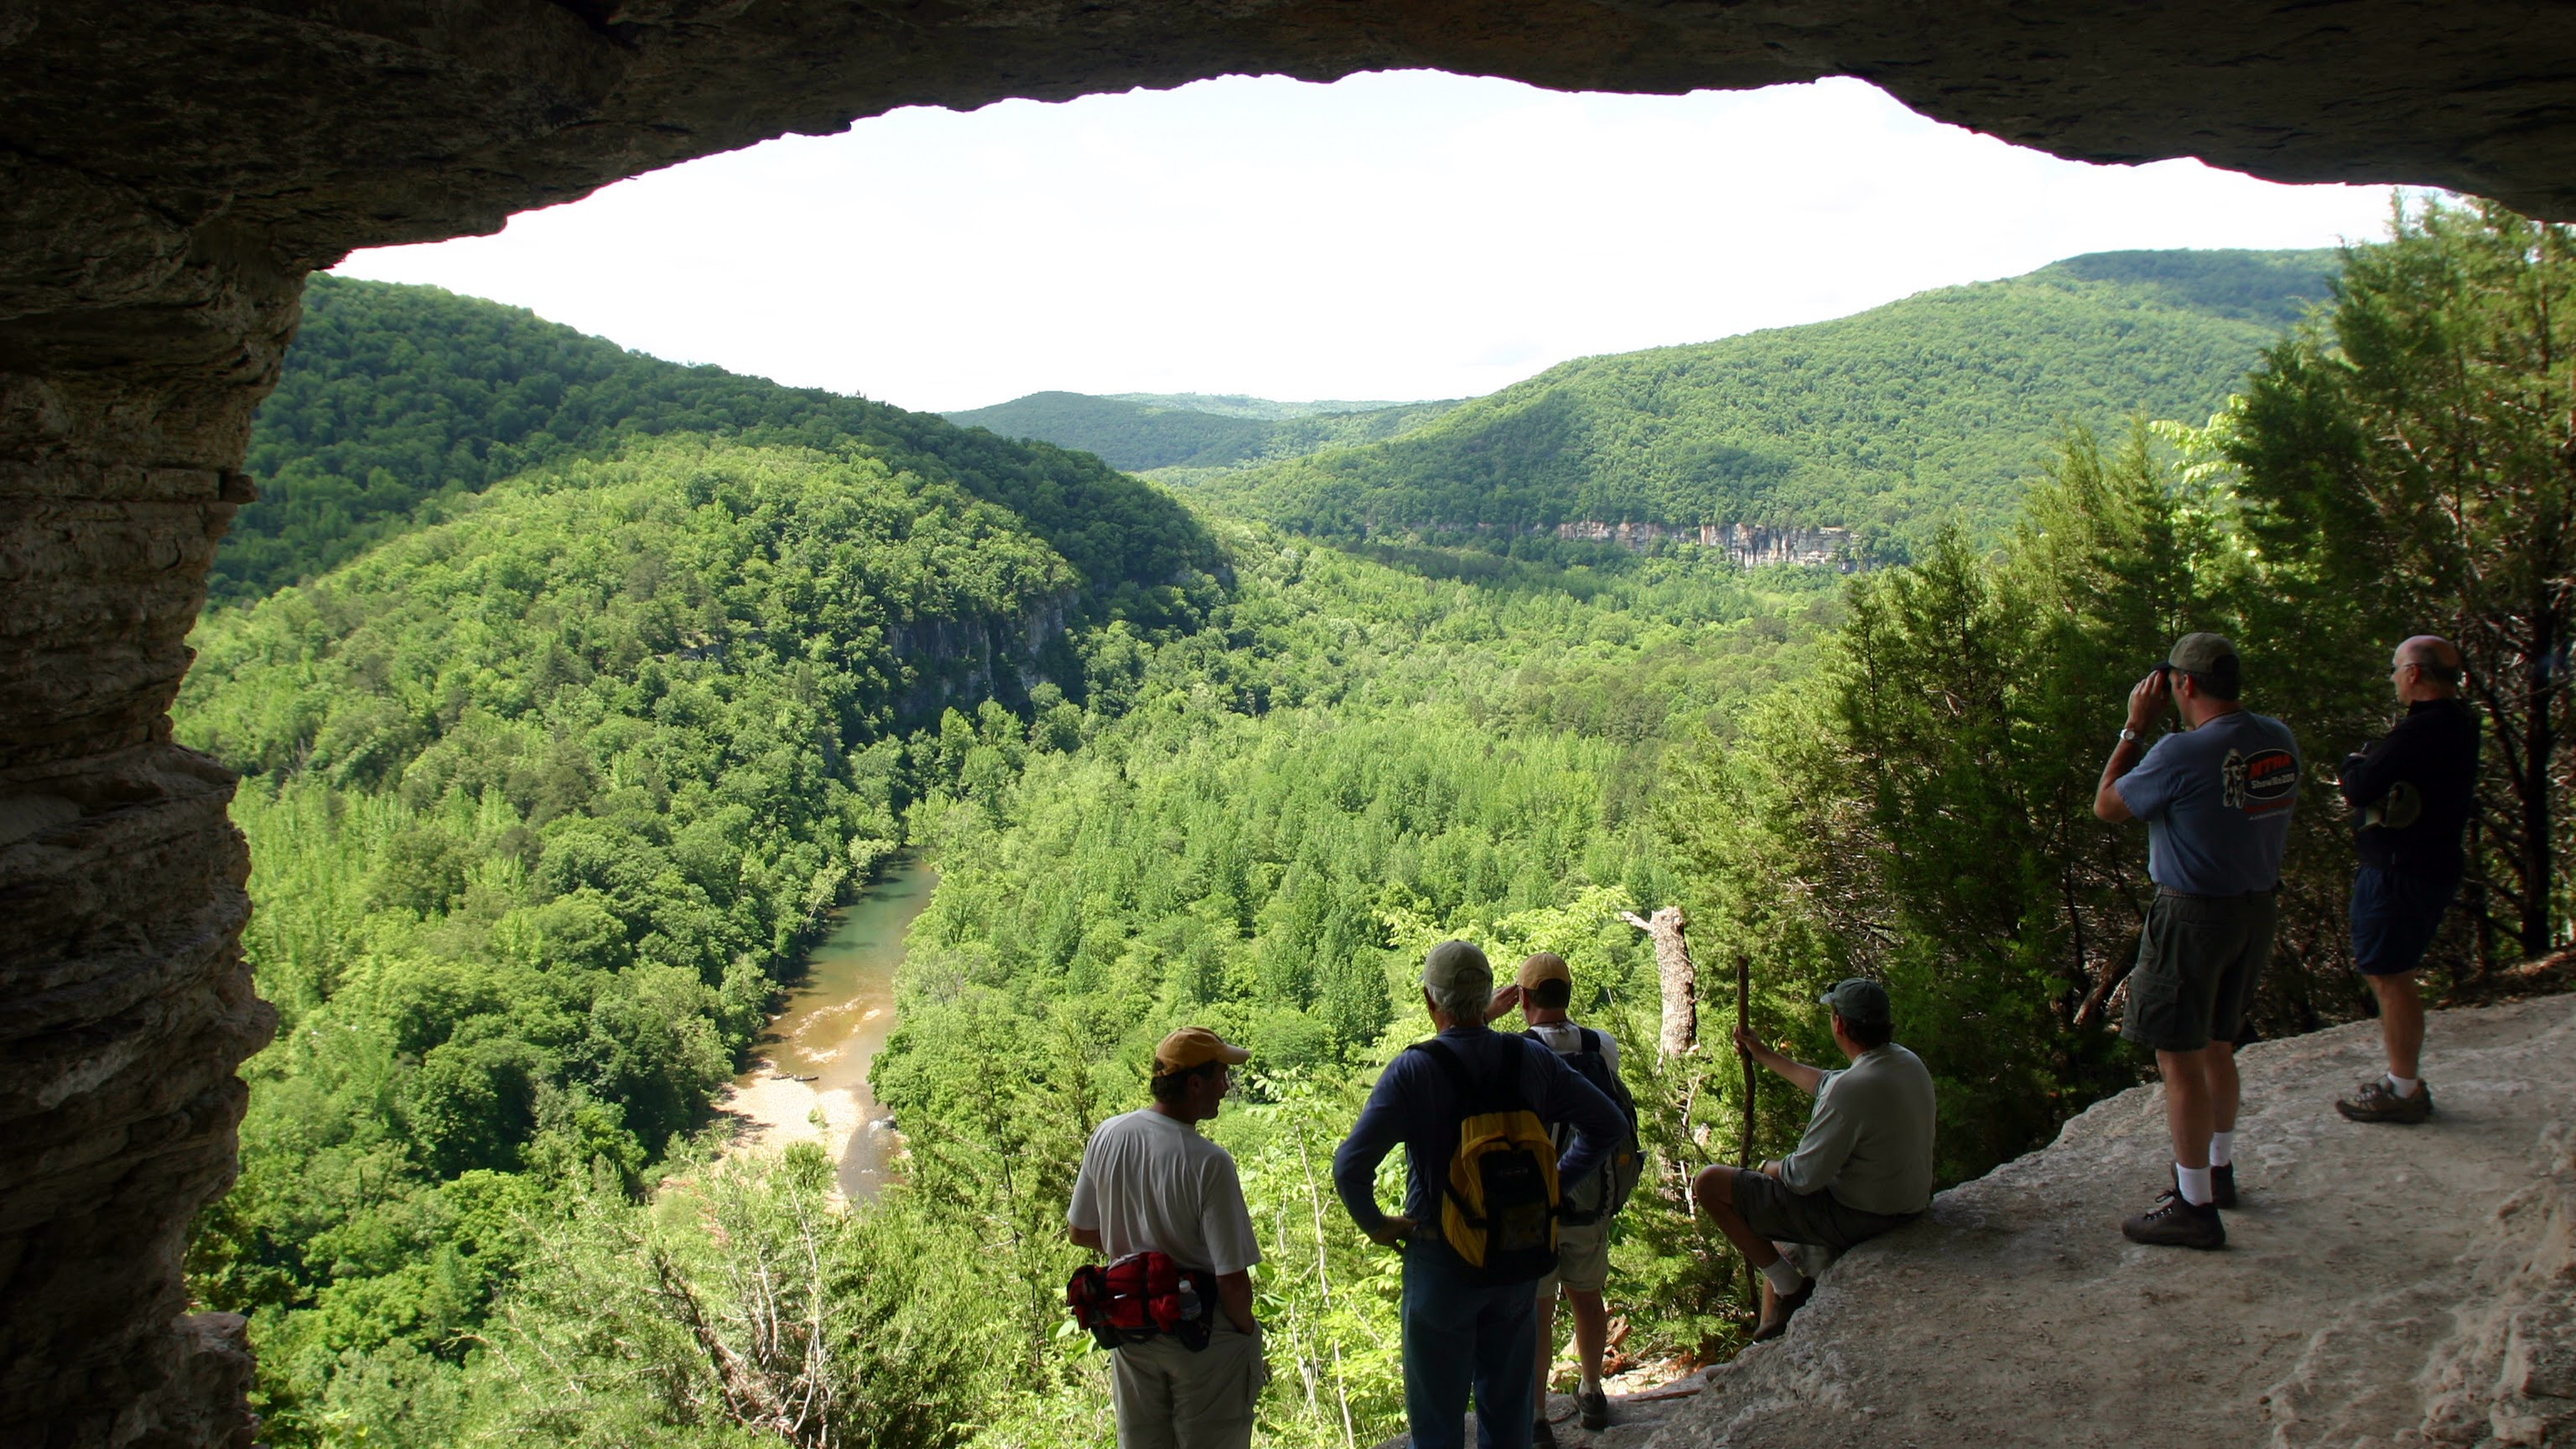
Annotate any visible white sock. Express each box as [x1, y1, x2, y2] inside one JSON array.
[[2386, 1074, 2419, 1098], [2174, 1164, 2214, 1206], [1760, 1258, 1805, 1296], [1580, 1368, 1602, 1393], [2208, 1131, 2234, 1168]]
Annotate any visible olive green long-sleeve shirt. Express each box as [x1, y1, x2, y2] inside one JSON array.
[[1776, 1042, 1935, 1217]]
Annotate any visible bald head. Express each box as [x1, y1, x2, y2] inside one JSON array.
[[2393, 635, 2463, 700]]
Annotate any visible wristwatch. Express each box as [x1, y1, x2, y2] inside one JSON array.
[[2118, 726, 2142, 744]]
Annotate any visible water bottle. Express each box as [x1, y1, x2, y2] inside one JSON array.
[[1175, 1275, 1201, 1325]]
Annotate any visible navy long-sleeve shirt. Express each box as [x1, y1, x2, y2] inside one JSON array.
[[2341, 697, 2480, 876], [1332, 1024, 1627, 1266]]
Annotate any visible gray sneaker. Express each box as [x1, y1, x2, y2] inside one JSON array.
[[2337, 1078, 2433, 1124], [1577, 1385, 1610, 1431]]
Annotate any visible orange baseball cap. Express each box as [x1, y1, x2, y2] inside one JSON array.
[[1155, 1026, 1250, 1074], [1515, 953, 1572, 991]]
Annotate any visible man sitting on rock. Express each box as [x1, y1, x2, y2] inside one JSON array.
[[1689, 979, 1936, 1342]]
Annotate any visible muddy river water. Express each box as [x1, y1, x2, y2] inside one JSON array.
[[720, 857, 936, 1200]]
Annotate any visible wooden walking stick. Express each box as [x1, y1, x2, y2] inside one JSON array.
[[1733, 953, 1759, 1318], [1734, 953, 1755, 1168]]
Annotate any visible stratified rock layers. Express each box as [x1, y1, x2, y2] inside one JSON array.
[[1, 259, 290, 1446], [1659, 997, 2576, 1449]]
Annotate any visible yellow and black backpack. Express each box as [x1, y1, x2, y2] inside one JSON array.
[[1412, 1036, 1559, 1282]]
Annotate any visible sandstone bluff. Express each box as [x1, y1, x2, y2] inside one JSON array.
[[11, 3, 2576, 1444]]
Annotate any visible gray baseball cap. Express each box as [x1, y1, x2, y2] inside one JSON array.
[[2166, 632, 2238, 674], [1422, 939, 1492, 992], [1818, 977, 1892, 1026]]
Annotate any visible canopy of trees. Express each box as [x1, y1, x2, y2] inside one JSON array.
[[2224, 198, 2576, 958], [174, 228, 2573, 1449]]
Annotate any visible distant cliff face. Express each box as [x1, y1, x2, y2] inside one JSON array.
[[882, 594, 1076, 719], [1554, 522, 1858, 570], [1650, 996, 2576, 1449]]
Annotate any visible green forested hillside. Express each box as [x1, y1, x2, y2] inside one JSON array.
[[1195, 249, 2338, 557], [943, 390, 1462, 472], [942, 392, 1272, 470], [228, 277, 1214, 605], [174, 229, 2533, 1449], [177, 435, 1235, 1441]]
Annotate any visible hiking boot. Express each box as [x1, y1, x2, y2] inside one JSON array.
[[2337, 1077, 2434, 1124], [2122, 1189, 2225, 1249], [2174, 1161, 2238, 1208], [1577, 1385, 1611, 1431], [1751, 1280, 1812, 1342], [1533, 1412, 1557, 1447]]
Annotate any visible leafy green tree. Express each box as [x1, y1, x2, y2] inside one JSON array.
[[2225, 195, 2576, 958], [468, 1146, 1002, 1449]]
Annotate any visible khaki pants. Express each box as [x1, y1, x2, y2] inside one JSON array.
[[1111, 1322, 1264, 1449]]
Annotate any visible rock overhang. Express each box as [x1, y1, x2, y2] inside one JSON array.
[[9, 1, 2576, 304]]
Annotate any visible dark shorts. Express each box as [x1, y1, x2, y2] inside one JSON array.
[[2351, 865, 2459, 977], [2122, 887, 2278, 1054], [1727, 1168, 1919, 1253]]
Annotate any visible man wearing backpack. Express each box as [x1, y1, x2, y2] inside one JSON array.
[[1491, 952, 1638, 1441], [1067, 1026, 1266, 1449], [1333, 941, 1628, 1449]]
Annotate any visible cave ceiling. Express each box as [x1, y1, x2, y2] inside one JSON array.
[[8, 0, 2576, 346]]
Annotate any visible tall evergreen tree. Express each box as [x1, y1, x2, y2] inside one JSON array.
[[2227, 197, 2576, 958]]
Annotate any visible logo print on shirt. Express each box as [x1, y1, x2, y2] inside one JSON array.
[[2222, 747, 2298, 814]]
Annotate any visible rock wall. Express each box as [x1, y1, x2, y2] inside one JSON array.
[[1651, 996, 2575, 1449], [1554, 521, 1857, 569], [882, 593, 1076, 720], [1, 247, 292, 1447]]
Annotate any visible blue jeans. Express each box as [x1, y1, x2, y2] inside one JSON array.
[[1400, 1244, 1540, 1449]]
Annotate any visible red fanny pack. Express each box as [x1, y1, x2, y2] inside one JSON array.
[[1066, 1251, 1214, 1351]]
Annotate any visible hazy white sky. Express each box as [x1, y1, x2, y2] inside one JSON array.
[[336, 72, 2398, 414]]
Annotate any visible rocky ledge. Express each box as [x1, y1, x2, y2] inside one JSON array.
[[1648, 995, 2574, 1449]]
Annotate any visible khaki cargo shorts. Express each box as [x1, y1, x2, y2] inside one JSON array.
[[2122, 887, 2278, 1053], [1537, 1217, 1610, 1296]]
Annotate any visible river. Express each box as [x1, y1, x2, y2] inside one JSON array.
[[717, 855, 937, 1200]]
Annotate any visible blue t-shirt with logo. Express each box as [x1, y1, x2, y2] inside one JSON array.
[[2115, 709, 2303, 895]]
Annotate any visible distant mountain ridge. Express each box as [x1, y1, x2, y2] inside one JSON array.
[[1104, 392, 1420, 420], [1189, 247, 2340, 560], [942, 391, 1462, 472]]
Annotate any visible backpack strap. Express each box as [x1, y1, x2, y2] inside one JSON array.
[[1577, 1026, 1599, 1057], [1410, 1036, 1481, 1102]]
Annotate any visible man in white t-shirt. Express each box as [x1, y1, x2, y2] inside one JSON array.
[[1488, 952, 1634, 1443], [1067, 1027, 1266, 1449]]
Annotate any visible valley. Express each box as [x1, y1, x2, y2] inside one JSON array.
[[169, 210, 2568, 1449]]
